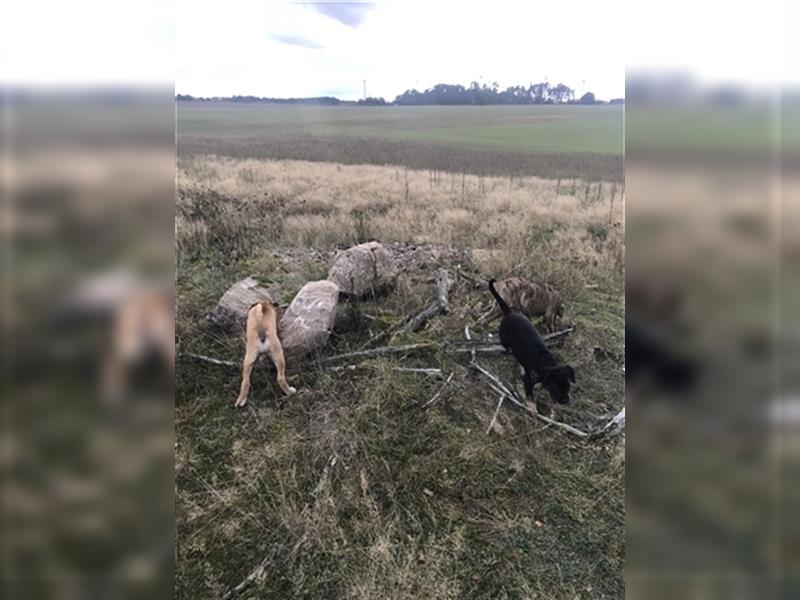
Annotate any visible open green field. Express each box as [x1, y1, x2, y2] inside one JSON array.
[[178, 103, 624, 182], [178, 103, 623, 154]]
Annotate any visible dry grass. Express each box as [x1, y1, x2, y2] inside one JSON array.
[[176, 156, 625, 599], [177, 156, 623, 288]]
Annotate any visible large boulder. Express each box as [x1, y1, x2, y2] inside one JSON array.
[[279, 280, 339, 359], [206, 276, 282, 331], [327, 241, 397, 298]]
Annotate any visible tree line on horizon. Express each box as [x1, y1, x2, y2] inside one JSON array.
[[176, 81, 623, 106]]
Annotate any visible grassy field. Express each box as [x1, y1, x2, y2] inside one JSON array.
[[178, 104, 623, 154], [178, 104, 624, 182], [175, 154, 625, 598]]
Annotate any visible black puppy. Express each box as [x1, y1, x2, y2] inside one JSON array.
[[489, 278, 575, 413]]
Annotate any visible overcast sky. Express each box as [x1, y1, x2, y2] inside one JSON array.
[[176, 1, 627, 100], [2, 1, 796, 97]]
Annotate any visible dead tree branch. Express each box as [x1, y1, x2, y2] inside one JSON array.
[[329, 364, 442, 376], [464, 325, 476, 361], [468, 361, 589, 438], [221, 544, 286, 600], [182, 352, 239, 368], [183, 328, 574, 371], [394, 367, 443, 376], [447, 327, 574, 355], [588, 407, 625, 440], [405, 268, 451, 332], [357, 268, 451, 350], [486, 395, 505, 434], [322, 343, 434, 364]]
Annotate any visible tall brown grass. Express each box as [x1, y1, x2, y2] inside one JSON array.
[[177, 156, 624, 294]]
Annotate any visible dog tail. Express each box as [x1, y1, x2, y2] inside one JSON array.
[[488, 279, 511, 316], [250, 302, 268, 343]]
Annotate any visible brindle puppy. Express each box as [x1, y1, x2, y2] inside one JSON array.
[[480, 277, 564, 331]]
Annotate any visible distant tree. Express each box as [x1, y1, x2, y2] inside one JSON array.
[[529, 82, 550, 104], [550, 83, 574, 104], [392, 79, 583, 105], [608, 98, 625, 105], [578, 91, 597, 104], [357, 97, 387, 106]]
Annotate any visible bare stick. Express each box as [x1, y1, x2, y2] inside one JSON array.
[[469, 361, 588, 438], [486, 394, 505, 434], [405, 268, 451, 332], [422, 371, 454, 408], [464, 325, 476, 362], [533, 412, 589, 438], [404, 302, 445, 332], [447, 327, 573, 355], [184, 328, 573, 371], [322, 343, 433, 364], [589, 407, 625, 440], [394, 367, 443, 376], [469, 361, 517, 399], [181, 352, 239, 367], [329, 364, 442, 376], [221, 545, 284, 600]]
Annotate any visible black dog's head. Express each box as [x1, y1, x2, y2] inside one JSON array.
[[540, 364, 575, 405]]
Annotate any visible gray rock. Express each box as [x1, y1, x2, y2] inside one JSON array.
[[327, 241, 398, 298], [279, 280, 339, 359], [207, 276, 282, 331]]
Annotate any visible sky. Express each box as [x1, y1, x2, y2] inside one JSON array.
[[2, 1, 797, 98], [176, 1, 626, 101]]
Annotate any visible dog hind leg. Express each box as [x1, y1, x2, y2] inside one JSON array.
[[235, 348, 258, 407], [268, 346, 296, 397]]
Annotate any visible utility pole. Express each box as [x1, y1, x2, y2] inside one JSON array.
[[363, 79, 366, 100]]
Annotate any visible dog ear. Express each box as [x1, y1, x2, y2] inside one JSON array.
[[565, 365, 575, 383]]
